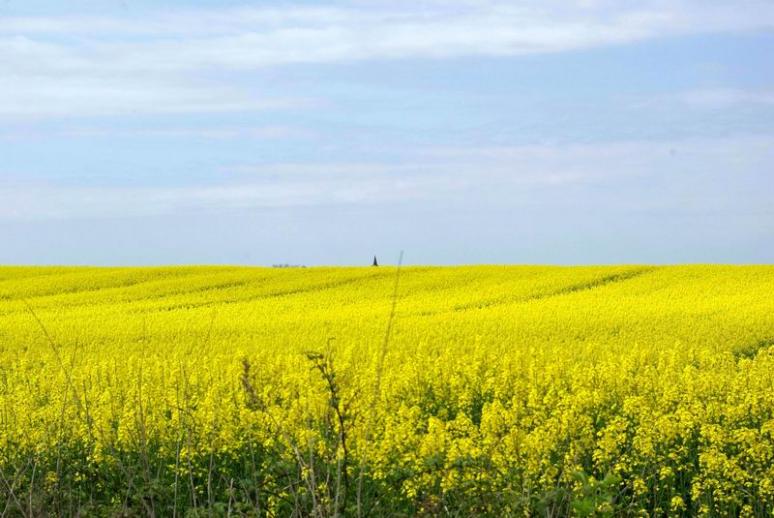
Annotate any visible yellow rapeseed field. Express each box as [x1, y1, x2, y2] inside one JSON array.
[[1, 265, 774, 516]]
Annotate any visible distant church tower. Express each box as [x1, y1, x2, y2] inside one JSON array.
[[372, 256, 378, 267]]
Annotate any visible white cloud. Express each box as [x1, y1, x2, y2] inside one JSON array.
[[1, 1, 773, 119], [675, 89, 774, 108], [3, 134, 772, 221], [631, 88, 774, 110], [0, 76, 310, 119], [0, 178, 425, 221], [62, 125, 314, 140], [0, 124, 314, 141]]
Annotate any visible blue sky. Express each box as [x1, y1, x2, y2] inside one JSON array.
[[1, 0, 773, 265]]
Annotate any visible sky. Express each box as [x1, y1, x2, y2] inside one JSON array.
[[1, 0, 773, 265]]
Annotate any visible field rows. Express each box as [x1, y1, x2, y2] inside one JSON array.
[[1, 266, 774, 516]]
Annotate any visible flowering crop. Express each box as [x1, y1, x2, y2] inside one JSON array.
[[1, 265, 773, 516]]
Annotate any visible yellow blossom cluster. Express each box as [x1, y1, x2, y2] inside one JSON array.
[[1, 265, 773, 515]]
